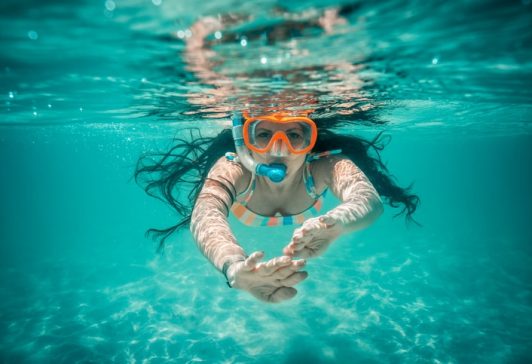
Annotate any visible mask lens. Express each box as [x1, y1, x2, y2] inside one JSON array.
[[285, 120, 312, 151], [250, 120, 274, 148], [248, 119, 313, 152]]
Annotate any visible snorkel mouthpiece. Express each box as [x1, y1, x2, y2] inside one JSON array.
[[231, 112, 287, 183], [257, 163, 287, 183]]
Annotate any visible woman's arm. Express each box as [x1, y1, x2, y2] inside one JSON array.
[[282, 156, 383, 258], [320, 155, 384, 233], [189, 156, 248, 272]]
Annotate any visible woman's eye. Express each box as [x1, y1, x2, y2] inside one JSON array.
[[256, 132, 272, 139], [287, 132, 302, 140]]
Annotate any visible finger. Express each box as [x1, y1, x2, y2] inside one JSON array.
[[280, 271, 308, 286], [292, 231, 304, 243], [293, 228, 318, 246], [303, 225, 322, 238], [296, 234, 323, 249], [271, 267, 296, 280], [284, 241, 300, 254], [293, 259, 307, 268], [302, 226, 312, 234], [269, 287, 297, 303], [282, 246, 293, 256], [283, 245, 302, 257], [271, 260, 306, 279], [257, 256, 292, 276], [319, 215, 336, 227], [244, 251, 264, 271], [302, 218, 321, 232]]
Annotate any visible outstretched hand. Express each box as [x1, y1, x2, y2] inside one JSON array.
[[228, 251, 308, 303], [283, 215, 343, 259]]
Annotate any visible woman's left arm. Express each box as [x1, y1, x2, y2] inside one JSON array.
[[321, 156, 384, 233], [283, 156, 383, 258]]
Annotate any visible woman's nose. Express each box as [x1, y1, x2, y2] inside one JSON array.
[[270, 139, 289, 157]]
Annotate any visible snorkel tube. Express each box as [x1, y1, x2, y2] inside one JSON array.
[[231, 112, 287, 183]]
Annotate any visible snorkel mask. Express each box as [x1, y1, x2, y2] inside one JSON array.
[[230, 111, 318, 183], [242, 111, 318, 157]]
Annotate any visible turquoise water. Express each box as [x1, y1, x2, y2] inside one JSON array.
[[1, 0, 531, 363]]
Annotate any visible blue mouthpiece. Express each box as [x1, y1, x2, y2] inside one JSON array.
[[257, 163, 287, 183]]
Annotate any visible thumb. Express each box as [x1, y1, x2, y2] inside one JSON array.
[[319, 215, 336, 227]]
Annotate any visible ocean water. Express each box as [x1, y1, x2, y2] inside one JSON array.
[[1, 0, 531, 363]]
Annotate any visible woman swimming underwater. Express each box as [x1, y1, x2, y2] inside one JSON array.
[[135, 108, 420, 303], [135, 7, 420, 303], [191, 109, 386, 302]]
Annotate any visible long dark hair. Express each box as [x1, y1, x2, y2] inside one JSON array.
[[135, 112, 420, 252]]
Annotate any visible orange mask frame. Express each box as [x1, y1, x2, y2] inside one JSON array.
[[242, 111, 318, 155]]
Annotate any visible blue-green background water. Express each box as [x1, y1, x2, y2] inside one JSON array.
[[1, 0, 531, 363]]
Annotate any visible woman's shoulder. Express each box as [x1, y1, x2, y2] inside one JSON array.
[[208, 156, 252, 195], [310, 154, 353, 187]]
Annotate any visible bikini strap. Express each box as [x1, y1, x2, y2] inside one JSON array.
[[303, 159, 319, 199], [304, 149, 342, 199], [225, 152, 257, 207], [306, 149, 342, 162], [225, 152, 238, 162], [240, 175, 256, 207]]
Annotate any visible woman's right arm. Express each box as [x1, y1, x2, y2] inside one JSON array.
[[189, 156, 248, 272]]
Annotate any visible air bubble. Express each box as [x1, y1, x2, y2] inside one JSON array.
[[105, 0, 115, 11], [28, 31, 38, 40]]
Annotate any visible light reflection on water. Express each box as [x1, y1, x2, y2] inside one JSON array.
[[1, 0, 530, 134]]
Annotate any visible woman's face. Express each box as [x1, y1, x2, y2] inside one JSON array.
[[247, 117, 314, 178]]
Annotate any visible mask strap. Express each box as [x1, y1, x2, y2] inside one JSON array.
[[306, 149, 342, 162]]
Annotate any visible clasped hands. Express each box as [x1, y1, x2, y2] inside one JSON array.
[[229, 214, 343, 303]]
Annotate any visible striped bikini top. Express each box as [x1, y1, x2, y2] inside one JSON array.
[[226, 150, 341, 227]]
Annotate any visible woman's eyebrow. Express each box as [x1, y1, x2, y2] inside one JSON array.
[[256, 126, 303, 132]]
